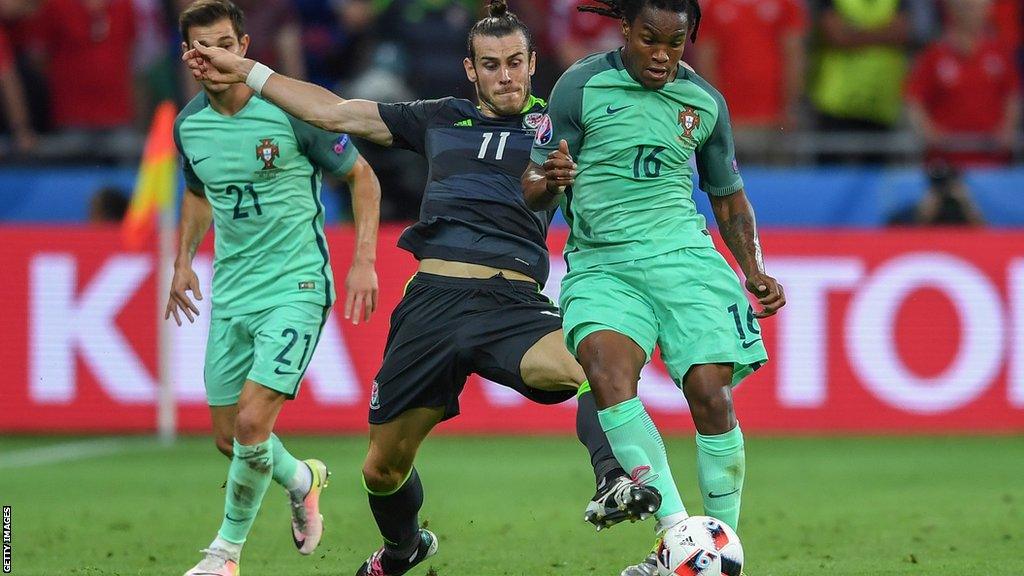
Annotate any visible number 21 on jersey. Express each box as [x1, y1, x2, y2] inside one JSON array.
[[228, 183, 262, 220]]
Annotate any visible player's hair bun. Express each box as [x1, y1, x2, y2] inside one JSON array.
[[487, 0, 509, 18]]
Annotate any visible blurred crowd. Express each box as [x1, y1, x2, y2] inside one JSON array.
[[0, 0, 1020, 216]]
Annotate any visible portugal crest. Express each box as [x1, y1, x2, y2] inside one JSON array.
[[256, 138, 280, 170], [678, 106, 701, 141]]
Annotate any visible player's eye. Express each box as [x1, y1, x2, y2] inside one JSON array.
[[641, 37, 655, 46]]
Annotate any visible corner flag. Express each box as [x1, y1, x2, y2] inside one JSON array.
[[122, 101, 178, 250]]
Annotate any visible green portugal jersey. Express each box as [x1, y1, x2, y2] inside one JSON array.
[[174, 93, 359, 318], [530, 50, 744, 269]]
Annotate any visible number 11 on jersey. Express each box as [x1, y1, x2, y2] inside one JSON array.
[[478, 131, 511, 160]]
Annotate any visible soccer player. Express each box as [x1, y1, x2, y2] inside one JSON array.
[[165, 2, 382, 575], [182, 1, 660, 574], [523, 0, 786, 573]]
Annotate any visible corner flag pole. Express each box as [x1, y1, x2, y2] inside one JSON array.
[[122, 101, 179, 443], [157, 202, 177, 444]]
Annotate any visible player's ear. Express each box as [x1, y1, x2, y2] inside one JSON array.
[[238, 34, 251, 57], [528, 51, 536, 76], [463, 57, 477, 83], [181, 40, 189, 55], [621, 18, 630, 40]]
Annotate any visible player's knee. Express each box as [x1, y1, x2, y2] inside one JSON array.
[[683, 378, 735, 431], [214, 434, 234, 458], [686, 386, 731, 415], [362, 460, 409, 494], [584, 362, 638, 401], [233, 410, 271, 445]]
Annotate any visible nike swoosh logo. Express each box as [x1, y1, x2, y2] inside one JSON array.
[[708, 489, 740, 499], [606, 104, 633, 114], [192, 155, 212, 165], [274, 366, 298, 375], [540, 310, 561, 318], [225, 513, 250, 522], [741, 339, 762, 349]]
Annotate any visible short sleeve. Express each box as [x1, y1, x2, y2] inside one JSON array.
[[529, 68, 586, 165], [377, 98, 450, 154], [289, 116, 360, 177], [696, 85, 744, 196], [173, 122, 205, 194]]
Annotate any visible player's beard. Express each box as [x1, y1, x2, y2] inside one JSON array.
[[478, 80, 531, 117]]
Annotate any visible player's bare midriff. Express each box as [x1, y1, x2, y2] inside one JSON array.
[[418, 259, 535, 283]]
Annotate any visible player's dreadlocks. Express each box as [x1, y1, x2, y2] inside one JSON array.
[[467, 1, 536, 59], [579, 0, 701, 43]]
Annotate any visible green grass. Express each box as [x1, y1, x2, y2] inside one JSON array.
[[1, 435, 1022, 575]]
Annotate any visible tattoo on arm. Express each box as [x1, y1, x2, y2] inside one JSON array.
[[719, 211, 764, 276], [187, 236, 202, 261]]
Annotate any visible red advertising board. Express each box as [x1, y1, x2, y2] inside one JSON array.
[[1, 226, 1022, 434]]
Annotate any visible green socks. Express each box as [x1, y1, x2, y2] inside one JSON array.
[[598, 396, 687, 522], [218, 438, 274, 544], [270, 433, 299, 486], [696, 424, 745, 532], [269, 433, 311, 498]]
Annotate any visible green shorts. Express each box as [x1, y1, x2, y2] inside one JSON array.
[[560, 247, 768, 387], [204, 302, 329, 406]]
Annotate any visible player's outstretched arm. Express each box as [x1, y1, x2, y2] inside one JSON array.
[[182, 43, 393, 146], [522, 139, 576, 211], [165, 189, 212, 326], [343, 154, 380, 326], [709, 190, 786, 318]]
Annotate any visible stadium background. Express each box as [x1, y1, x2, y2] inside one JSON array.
[[1, 0, 1021, 435], [0, 1, 1023, 575]]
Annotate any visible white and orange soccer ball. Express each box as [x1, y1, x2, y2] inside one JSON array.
[[655, 516, 744, 576]]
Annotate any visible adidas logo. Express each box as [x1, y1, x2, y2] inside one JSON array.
[[454, 119, 473, 127]]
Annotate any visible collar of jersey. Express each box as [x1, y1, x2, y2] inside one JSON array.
[[520, 93, 547, 113], [475, 93, 547, 116]]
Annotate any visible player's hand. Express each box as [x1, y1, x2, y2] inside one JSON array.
[[745, 273, 785, 318], [344, 261, 378, 325], [165, 265, 203, 326], [182, 42, 252, 85], [542, 139, 576, 194]]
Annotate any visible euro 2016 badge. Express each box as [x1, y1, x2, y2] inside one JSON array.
[[333, 134, 350, 155], [523, 112, 545, 130], [534, 114, 553, 146]]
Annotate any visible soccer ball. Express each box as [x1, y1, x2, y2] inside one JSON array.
[[656, 516, 744, 576]]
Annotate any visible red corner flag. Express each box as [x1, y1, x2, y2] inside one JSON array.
[[121, 101, 178, 250]]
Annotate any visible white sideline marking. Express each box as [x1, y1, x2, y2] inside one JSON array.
[[0, 438, 156, 470]]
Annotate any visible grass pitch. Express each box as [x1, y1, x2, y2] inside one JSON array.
[[0, 435, 1021, 576]]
